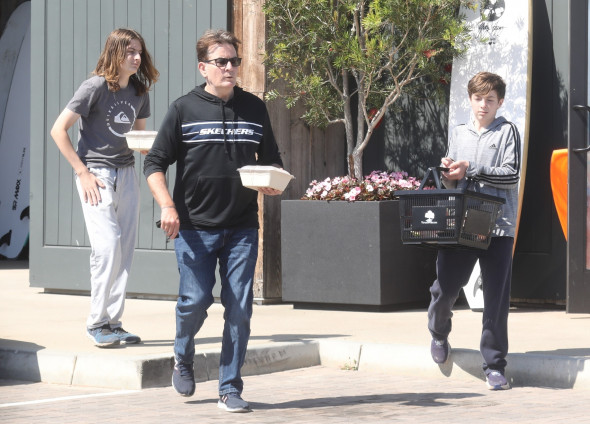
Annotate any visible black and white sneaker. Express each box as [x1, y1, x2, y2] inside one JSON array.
[[486, 370, 511, 390], [218, 392, 251, 413], [430, 338, 451, 364]]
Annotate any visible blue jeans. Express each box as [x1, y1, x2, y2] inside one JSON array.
[[174, 227, 258, 395]]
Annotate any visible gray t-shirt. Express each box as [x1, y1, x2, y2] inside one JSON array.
[[66, 75, 151, 168]]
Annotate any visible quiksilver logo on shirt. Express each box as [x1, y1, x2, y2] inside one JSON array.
[[106, 100, 137, 137]]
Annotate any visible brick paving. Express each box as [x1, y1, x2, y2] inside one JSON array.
[[1, 366, 587, 423]]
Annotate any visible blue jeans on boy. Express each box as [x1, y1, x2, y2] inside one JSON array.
[[174, 227, 258, 395]]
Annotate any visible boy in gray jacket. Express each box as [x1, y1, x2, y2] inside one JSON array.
[[428, 72, 520, 390]]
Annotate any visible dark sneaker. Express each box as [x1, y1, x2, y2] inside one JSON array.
[[218, 392, 251, 413], [111, 327, 141, 344], [172, 361, 195, 397], [430, 338, 451, 364], [87, 324, 120, 348], [486, 370, 511, 390]]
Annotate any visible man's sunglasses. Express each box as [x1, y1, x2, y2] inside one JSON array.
[[202, 57, 242, 68]]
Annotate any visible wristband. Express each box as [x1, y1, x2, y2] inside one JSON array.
[[161, 205, 175, 210]]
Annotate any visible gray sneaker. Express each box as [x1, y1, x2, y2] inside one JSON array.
[[218, 392, 251, 413], [87, 324, 120, 348], [486, 370, 511, 390], [111, 327, 141, 344]]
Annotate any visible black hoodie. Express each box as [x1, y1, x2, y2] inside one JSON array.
[[144, 84, 283, 230]]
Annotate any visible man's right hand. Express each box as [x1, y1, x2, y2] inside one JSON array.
[[78, 169, 105, 206]]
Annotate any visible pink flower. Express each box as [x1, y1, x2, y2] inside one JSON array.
[[302, 170, 422, 202]]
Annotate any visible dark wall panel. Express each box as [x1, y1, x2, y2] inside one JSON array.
[[511, 0, 568, 304]]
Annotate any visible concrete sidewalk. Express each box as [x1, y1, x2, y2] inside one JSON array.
[[1, 260, 589, 391]]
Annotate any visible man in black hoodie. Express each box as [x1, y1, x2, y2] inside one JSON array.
[[144, 29, 283, 413]]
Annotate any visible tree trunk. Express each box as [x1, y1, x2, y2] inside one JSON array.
[[343, 70, 355, 178], [352, 149, 363, 180]]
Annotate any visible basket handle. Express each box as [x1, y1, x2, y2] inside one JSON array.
[[419, 167, 449, 190]]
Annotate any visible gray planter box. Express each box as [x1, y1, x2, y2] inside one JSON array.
[[281, 200, 437, 310]]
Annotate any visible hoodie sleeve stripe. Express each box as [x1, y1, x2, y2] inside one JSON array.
[[473, 122, 521, 186]]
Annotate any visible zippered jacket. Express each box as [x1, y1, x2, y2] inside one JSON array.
[[444, 116, 521, 237], [144, 84, 283, 230]]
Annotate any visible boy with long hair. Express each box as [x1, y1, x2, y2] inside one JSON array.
[[51, 28, 159, 348]]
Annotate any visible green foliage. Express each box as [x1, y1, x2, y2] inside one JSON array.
[[263, 0, 474, 177]]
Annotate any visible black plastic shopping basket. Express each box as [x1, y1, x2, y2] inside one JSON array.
[[395, 167, 505, 250]]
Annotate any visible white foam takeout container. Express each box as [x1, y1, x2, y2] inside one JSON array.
[[237, 165, 294, 191], [124, 130, 158, 152]]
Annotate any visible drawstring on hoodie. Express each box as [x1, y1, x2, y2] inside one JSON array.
[[220, 99, 233, 161], [231, 102, 241, 165]]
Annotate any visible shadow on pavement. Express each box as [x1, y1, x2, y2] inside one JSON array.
[[248, 392, 484, 410]]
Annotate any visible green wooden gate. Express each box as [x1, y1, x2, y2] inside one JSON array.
[[29, 0, 229, 296]]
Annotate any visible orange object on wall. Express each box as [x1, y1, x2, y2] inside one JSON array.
[[550, 149, 568, 239]]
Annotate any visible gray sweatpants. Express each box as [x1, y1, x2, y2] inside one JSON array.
[[427, 237, 514, 374], [76, 166, 140, 330]]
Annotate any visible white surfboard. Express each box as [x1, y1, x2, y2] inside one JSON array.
[[0, 2, 30, 148], [0, 4, 31, 259], [448, 0, 532, 310]]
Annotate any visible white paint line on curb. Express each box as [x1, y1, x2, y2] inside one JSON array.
[[0, 389, 139, 408]]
